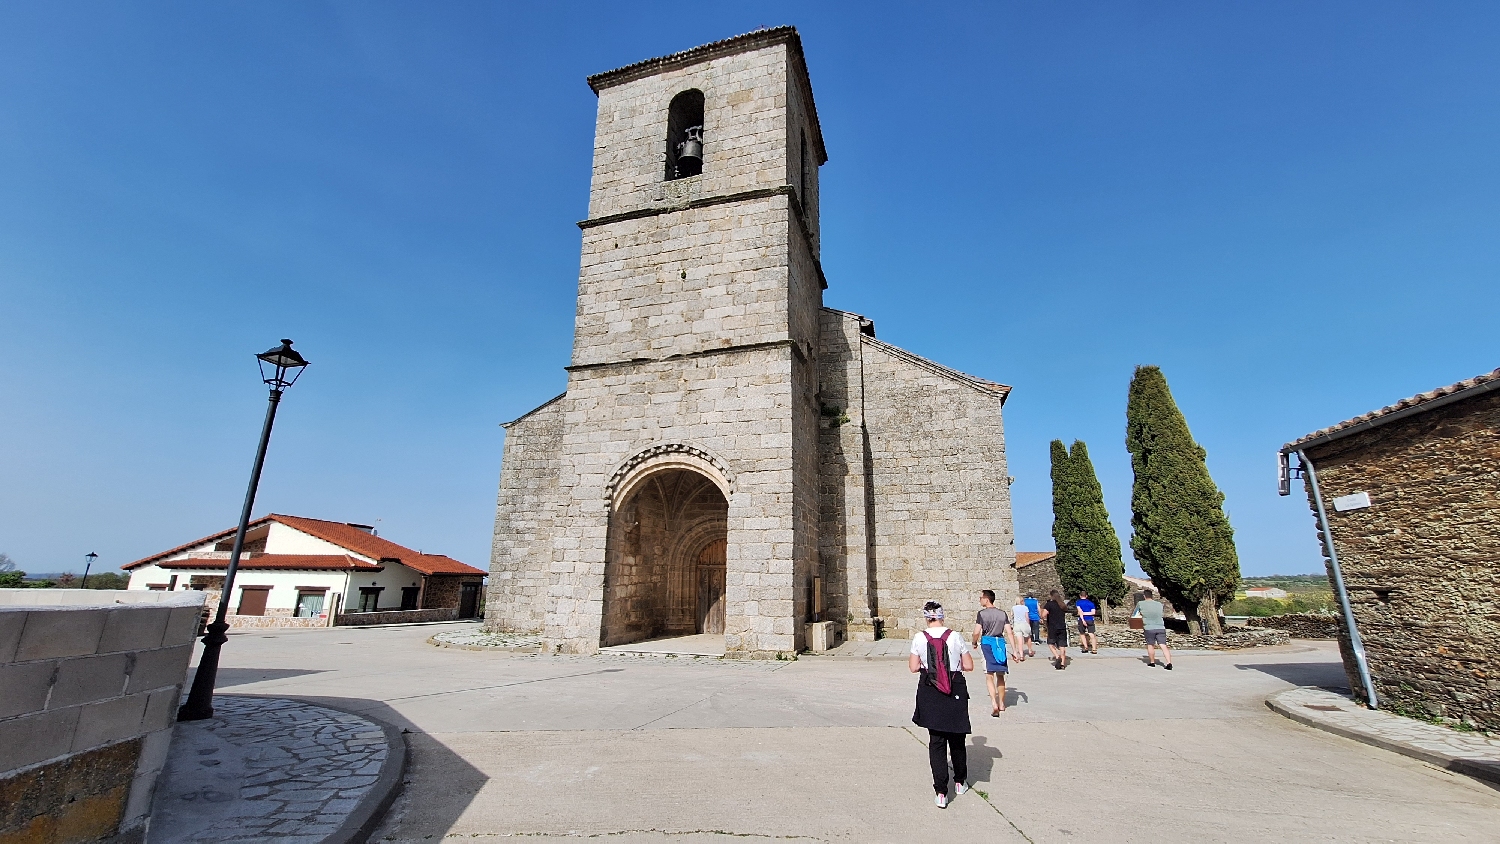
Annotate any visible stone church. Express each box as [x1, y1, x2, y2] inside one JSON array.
[[486, 27, 1017, 657]]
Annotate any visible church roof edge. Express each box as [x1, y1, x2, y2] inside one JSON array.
[[861, 334, 1011, 402], [502, 392, 568, 428], [586, 26, 828, 165]]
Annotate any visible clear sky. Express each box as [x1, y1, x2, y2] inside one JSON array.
[[2, 3, 1497, 578]]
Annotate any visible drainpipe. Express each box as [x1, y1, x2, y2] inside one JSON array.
[[1297, 450, 1379, 709]]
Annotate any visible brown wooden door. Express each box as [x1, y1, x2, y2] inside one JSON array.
[[696, 539, 726, 634], [459, 583, 480, 618], [237, 586, 270, 616]]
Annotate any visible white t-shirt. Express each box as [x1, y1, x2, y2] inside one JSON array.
[[911, 626, 971, 670], [1010, 606, 1031, 632]]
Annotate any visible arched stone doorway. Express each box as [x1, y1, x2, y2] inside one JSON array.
[[601, 467, 728, 647]]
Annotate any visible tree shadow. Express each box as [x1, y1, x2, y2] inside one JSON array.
[[1234, 662, 1349, 693], [966, 736, 1002, 784]]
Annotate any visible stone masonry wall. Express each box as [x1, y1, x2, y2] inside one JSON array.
[[1015, 557, 1062, 603], [859, 336, 1016, 638], [547, 344, 800, 656], [587, 43, 791, 221], [1302, 388, 1500, 728], [487, 396, 566, 635], [0, 592, 204, 843], [817, 310, 873, 637]]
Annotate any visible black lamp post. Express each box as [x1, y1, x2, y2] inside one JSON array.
[[81, 552, 98, 589], [178, 339, 309, 722]]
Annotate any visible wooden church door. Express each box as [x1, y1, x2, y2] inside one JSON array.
[[696, 539, 726, 634]]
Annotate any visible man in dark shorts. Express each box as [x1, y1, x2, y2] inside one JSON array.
[[972, 590, 1013, 717], [1041, 589, 1070, 669], [1075, 590, 1098, 654]]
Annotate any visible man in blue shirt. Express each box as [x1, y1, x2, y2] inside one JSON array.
[[1023, 593, 1041, 658], [1075, 590, 1098, 655]]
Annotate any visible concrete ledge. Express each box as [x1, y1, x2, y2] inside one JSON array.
[[1267, 687, 1500, 787]]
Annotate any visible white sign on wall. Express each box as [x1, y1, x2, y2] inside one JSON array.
[[1332, 491, 1372, 512]]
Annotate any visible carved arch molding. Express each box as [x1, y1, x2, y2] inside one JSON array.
[[604, 443, 736, 507]]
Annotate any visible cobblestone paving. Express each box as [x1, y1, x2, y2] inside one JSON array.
[[428, 627, 542, 651], [148, 695, 388, 844], [1271, 687, 1500, 781]]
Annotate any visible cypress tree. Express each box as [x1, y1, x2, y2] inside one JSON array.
[[1051, 439, 1128, 622], [1125, 365, 1240, 634]]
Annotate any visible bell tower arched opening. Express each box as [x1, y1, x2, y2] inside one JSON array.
[[664, 89, 705, 180], [601, 467, 728, 647]]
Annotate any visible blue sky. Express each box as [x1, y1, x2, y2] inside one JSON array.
[[2, 3, 1497, 578]]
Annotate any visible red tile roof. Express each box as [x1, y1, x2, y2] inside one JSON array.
[[165, 555, 383, 572], [1015, 552, 1056, 569], [124, 514, 486, 577], [1283, 367, 1500, 454]]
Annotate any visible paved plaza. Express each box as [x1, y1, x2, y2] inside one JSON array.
[[191, 623, 1500, 842]]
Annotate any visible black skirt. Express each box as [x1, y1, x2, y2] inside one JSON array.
[[912, 671, 971, 735]]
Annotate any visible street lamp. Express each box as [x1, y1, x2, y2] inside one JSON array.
[[178, 339, 309, 722], [81, 552, 97, 589]]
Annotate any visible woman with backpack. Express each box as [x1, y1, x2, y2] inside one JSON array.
[[909, 601, 975, 808]]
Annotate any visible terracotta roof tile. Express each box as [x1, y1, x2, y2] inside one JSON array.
[[125, 514, 486, 577], [1014, 552, 1056, 569], [1283, 367, 1500, 453], [163, 555, 383, 572]]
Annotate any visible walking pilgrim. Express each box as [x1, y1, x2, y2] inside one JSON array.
[[909, 601, 975, 808]]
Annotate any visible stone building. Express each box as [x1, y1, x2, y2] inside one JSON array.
[[486, 28, 1016, 657], [1280, 367, 1500, 728], [1013, 552, 1061, 600]]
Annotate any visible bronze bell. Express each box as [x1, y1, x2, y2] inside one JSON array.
[[676, 125, 704, 174]]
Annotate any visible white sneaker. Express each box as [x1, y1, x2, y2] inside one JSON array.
[[955, 782, 969, 796], [935, 792, 948, 809]]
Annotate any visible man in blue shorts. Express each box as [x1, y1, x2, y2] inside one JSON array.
[[972, 590, 1013, 717]]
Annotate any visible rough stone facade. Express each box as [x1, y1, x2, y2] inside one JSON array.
[[486, 28, 1016, 656], [1294, 382, 1500, 729], [1013, 552, 1061, 602]]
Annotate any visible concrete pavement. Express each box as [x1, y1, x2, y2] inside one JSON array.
[[193, 623, 1500, 842]]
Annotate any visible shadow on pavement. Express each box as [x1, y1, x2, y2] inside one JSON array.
[[214, 667, 327, 687], [968, 736, 1002, 784], [1234, 661, 1350, 693], [260, 694, 490, 840]]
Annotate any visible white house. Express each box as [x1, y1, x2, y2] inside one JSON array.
[[1245, 587, 1290, 600], [124, 515, 486, 628]]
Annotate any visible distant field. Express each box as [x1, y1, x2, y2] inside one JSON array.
[[1228, 574, 1335, 616]]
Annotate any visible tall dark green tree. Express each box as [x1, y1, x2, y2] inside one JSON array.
[[1125, 366, 1240, 634], [1050, 439, 1128, 621]]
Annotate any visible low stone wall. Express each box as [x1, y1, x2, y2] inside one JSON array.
[[335, 607, 458, 627], [0, 589, 206, 843], [1247, 613, 1341, 640], [1093, 624, 1289, 650], [227, 614, 329, 630]]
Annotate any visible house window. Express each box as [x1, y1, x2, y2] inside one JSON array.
[[664, 89, 705, 181], [146, 584, 169, 591], [400, 587, 420, 611], [295, 588, 327, 618], [358, 587, 384, 613], [237, 586, 272, 616]]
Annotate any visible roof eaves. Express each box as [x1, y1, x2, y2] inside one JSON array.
[[122, 516, 276, 570], [1281, 367, 1500, 455]]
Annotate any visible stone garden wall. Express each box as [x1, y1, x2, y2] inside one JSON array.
[[1247, 613, 1340, 640], [0, 589, 205, 843]]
